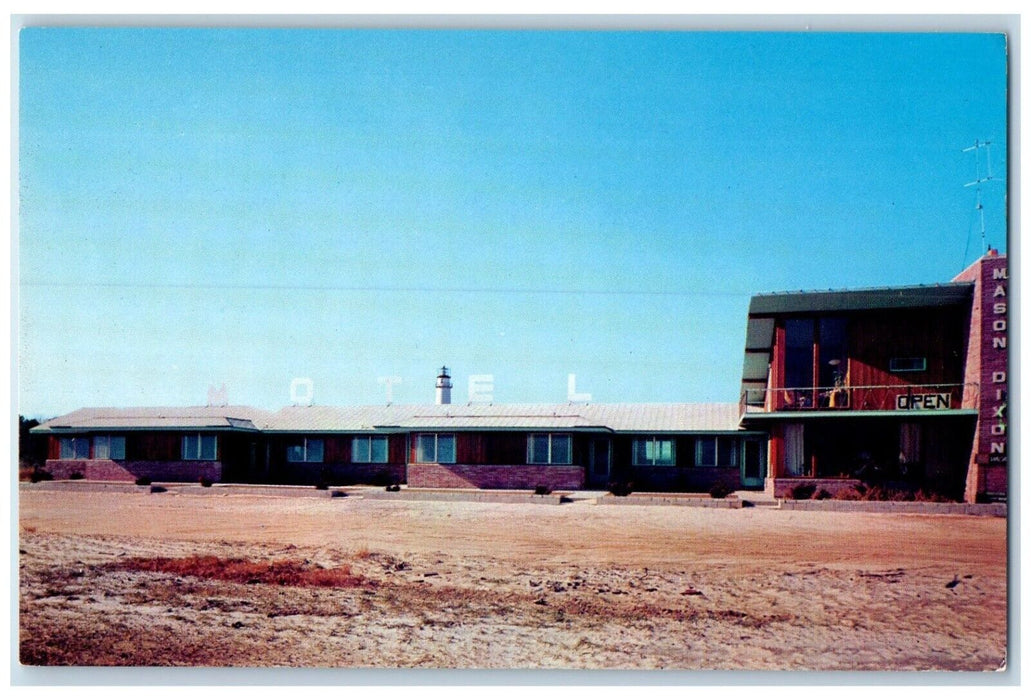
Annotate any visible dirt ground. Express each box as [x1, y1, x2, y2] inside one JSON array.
[[18, 488, 1008, 670]]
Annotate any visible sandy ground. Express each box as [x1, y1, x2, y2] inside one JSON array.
[[18, 488, 1008, 670]]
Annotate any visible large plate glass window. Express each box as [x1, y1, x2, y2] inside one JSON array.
[[695, 437, 738, 467], [785, 318, 815, 390], [527, 433, 572, 465], [818, 318, 848, 388], [183, 434, 218, 461], [93, 435, 125, 460], [59, 437, 90, 459], [352, 435, 389, 463], [632, 437, 675, 466], [416, 434, 456, 464], [287, 438, 324, 463]]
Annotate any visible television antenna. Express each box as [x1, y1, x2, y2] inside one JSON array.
[[963, 139, 1000, 255]]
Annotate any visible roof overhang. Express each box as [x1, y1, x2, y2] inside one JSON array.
[[747, 282, 974, 316]]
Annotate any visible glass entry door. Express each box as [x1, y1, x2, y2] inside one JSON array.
[[588, 438, 611, 487], [741, 439, 766, 489]]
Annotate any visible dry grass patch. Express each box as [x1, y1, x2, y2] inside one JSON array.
[[110, 555, 368, 589]]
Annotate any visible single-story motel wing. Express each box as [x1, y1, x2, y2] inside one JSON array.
[[30, 252, 1009, 504]]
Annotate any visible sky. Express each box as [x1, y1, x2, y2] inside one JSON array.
[[16, 28, 1009, 418]]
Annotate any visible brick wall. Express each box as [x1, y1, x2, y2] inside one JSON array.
[[407, 463, 585, 490], [955, 253, 1008, 502], [44, 459, 222, 482]]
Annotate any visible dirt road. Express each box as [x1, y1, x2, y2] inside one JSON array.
[[18, 489, 1008, 670]]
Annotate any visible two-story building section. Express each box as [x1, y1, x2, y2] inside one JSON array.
[[738, 250, 1008, 503]]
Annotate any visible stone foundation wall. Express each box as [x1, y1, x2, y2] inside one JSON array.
[[43, 459, 222, 483]]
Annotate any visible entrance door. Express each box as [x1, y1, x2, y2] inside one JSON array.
[[741, 439, 766, 489], [588, 438, 611, 487]]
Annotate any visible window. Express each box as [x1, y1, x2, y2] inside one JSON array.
[[182, 434, 218, 461], [818, 318, 848, 388], [352, 435, 389, 463], [695, 437, 738, 467], [527, 433, 573, 465], [784, 317, 849, 389], [287, 438, 324, 463], [59, 437, 90, 459], [890, 357, 927, 373], [416, 433, 456, 463], [784, 318, 815, 389], [632, 437, 676, 466], [93, 435, 125, 460]]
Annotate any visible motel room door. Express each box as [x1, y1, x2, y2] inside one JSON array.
[[741, 439, 766, 489], [588, 438, 611, 487]]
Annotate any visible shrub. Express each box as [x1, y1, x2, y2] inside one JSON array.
[[913, 489, 954, 503], [608, 481, 634, 497], [709, 482, 732, 499], [385, 484, 400, 492], [813, 488, 832, 500], [534, 484, 552, 496], [199, 477, 213, 488], [790, 483, 816, 500], [110, 555, 366, 589], [832, 487, 863, 501], [69, 471, 85, 480], [29, 469, 53, 483], [135, 476, 152, 486]]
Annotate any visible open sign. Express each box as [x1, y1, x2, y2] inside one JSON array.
[[896, 393, 951, 410]]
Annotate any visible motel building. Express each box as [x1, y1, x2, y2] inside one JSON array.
[[30, 252, 1007, 503]]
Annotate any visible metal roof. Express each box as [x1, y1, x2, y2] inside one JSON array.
[[260, 405, 415, 432], [747, 282, 973, 316], [258, 402, 742, 433], [32, 406, 271, 433], [34, 402, 744, 435]]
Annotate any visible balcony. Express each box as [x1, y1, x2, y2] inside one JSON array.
[[740, 382, 980, 416]]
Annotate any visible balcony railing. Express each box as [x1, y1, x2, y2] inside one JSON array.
[[740, 382, 980, 415]]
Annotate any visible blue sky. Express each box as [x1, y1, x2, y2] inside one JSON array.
[[17, 29, 1008, 417]]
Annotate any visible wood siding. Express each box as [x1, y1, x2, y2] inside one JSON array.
[[848, 306, 969, 402], [764, 305, 971, 412]]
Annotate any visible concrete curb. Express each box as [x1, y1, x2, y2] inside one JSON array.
[[171, 484, 347, 498], [596, 494, 743, 508], [19, 480, 348, 499], [20, 481, 1006, 515], [778, 499, 1006, 516], [361, 488, 564, 505], [20, 480, 150, 495]]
